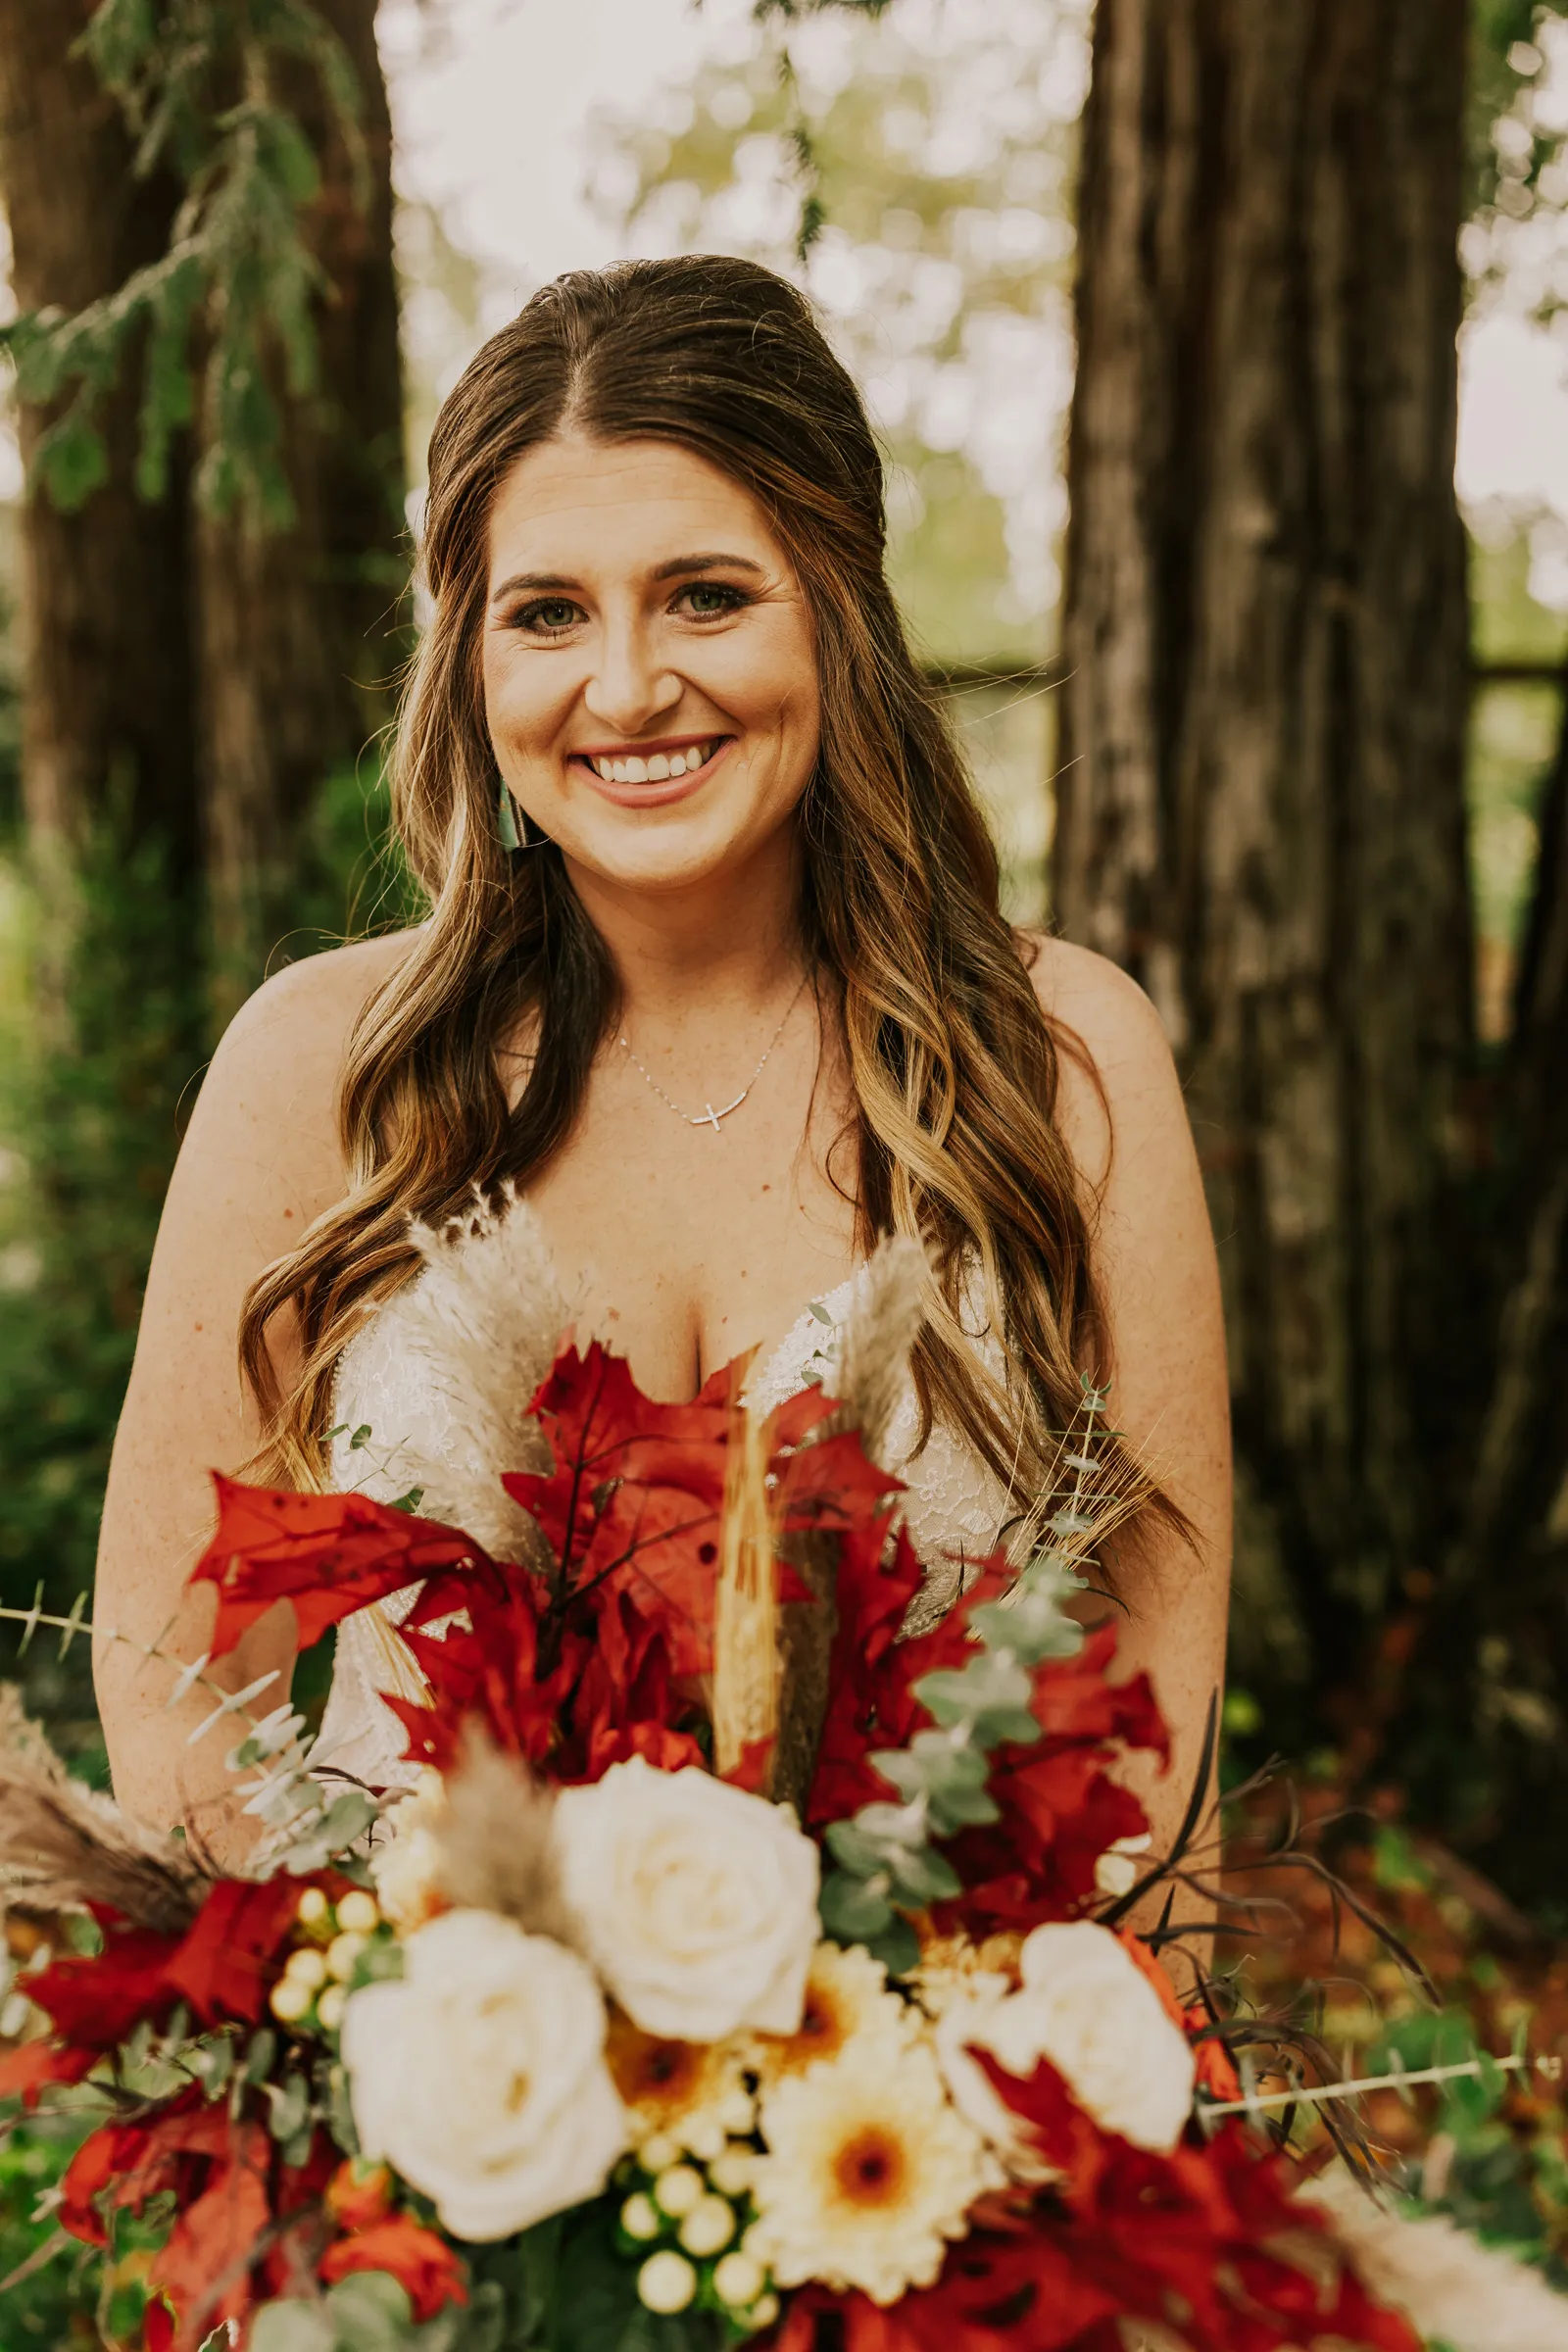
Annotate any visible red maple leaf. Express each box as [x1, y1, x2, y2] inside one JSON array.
[[162, 1877, 314, 2027], [190, 1476, 492, 1659], [21, 1911, 182, 2053]]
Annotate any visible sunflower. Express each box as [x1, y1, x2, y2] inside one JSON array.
[[748, 1942, 915, 2087], [748, 2038, 988, 2305]]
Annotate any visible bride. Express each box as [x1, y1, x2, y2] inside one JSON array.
[[93, 254, 1230, 1875]]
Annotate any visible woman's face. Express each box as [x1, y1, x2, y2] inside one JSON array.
[[481, 433, 821, 897]]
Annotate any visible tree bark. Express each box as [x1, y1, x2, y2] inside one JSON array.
[[1057, 2, 1474, 1678], [0, 0, 199, 877], [196, 0, 407, 1004]]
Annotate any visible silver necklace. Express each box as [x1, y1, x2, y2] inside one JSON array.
[[619, 973, 809, 1133]]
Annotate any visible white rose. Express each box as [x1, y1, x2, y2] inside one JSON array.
[[940, 1921, 1195, 2157], [933, 1994, 1057, 2183], [553, 1757, 820, 2041], [341, 1909, 626, 2239]]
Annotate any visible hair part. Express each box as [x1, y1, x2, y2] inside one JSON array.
[[239, 254, 1157, 1553]]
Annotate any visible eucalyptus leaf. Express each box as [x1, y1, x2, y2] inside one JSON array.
[[861, 1914, 920, 1977], [886, 1844, 962, 1904], [266, 2072, 311, 2144], [251, 2301, 337, 2352], [325, 2267, 418, 2352], [820, 1869, 895, 1942]]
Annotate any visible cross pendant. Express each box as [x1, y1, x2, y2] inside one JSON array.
[[702, 1103, 722, 1133]]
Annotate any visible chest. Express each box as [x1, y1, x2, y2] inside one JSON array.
[[519, 1022, 859, 1400]]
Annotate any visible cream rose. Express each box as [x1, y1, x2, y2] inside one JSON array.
[[553, 1757, 820, 2041], [340, 1909, 626, 2239], [939, 1921, 1195, 2157]]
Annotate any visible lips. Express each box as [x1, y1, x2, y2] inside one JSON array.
[[569, 737, 732, 807]]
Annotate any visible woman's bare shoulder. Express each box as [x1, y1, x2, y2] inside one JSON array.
[[220, 928, 421, 1066], [1015, 930, 1180, 1190], [189, 929, 423, 1216]]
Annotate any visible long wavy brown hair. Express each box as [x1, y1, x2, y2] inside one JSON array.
[[239, 254, 1147, 1543]]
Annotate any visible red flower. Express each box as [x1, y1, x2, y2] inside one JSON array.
[[319, 2218, 468, 2321], [324, 2158, 395, 2233], [951, 2053, 1423, 2352]]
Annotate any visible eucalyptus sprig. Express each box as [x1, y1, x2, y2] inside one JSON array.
[[818, 1538, 1091, 1975], [0, 1590, 376, 1872]]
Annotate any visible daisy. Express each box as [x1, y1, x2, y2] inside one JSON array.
[[748, 1942, 916, 2086], [748, 2037, 988, 2305], [606, 2011, 753, 2160]]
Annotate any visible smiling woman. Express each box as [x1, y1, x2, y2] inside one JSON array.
[[91, 256, 1229, 1885]]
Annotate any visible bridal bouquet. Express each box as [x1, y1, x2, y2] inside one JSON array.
[[2, 1247, 1564, 2352]]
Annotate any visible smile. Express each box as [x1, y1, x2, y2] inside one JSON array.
[[568, 736, 732, 806]]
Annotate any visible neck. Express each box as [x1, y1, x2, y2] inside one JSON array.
[[564, 827, 807, 1025]]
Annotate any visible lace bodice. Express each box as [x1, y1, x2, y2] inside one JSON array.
[[312, 1200, 1015, 1792]]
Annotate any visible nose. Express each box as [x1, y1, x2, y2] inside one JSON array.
[[581, 609, 681, 737]]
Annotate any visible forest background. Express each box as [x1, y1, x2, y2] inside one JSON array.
[[0, 0, 1566, 1954]]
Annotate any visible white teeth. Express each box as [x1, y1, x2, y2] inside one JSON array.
[[589, 742, 714, 783]]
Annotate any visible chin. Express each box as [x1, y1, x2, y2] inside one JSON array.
[[542, 788, 804, 901]]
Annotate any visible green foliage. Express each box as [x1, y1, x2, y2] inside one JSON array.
[[2, 0, 369, 523], [0, 818, 208, 1740], [463, 2199, 736, 2352], [1375, 2009, 1568, 2284], [597, 0, 1087, 664], [819, 1521, 1089, 1966], [0, 760, 416, 1736], [0, 2119, 157, 2344]]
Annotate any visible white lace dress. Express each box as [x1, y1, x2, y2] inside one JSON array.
[[311, 1198, 1014, 1791]]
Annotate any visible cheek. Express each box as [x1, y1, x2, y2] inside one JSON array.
[[482, 644, 563, 752]]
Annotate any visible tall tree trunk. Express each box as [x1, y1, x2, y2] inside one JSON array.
[[0, 0, 199, 879], [196, 0, 407, 1004], [1056, 3, 1474, 1691]]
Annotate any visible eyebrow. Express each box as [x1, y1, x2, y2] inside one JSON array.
[[488, 551, 767, 607]]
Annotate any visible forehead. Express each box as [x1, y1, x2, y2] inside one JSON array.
[[485, 434, 781, 580]]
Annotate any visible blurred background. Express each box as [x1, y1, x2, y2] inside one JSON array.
[[6, 0, 1568, 2317]]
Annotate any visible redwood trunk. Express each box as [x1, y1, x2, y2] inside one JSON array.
[[1057, 3, 1474, 1684], [0, 0, 198, 876], [196, 0, 407, 1003]]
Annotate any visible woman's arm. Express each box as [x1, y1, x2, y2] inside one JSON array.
[[93, 937, 408, 1866], [1029, 938, 1234, 1941]]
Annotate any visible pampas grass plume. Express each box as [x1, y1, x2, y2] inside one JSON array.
[[426, 1727, 578, 1948], [0, 1687, 206, 1934], [1305, 2164, 1568, 2351]]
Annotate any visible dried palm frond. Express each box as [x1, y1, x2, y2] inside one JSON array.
[[426, 1728, 577, 1946], [336, 1182, 566, 1564], [0, 1688, 207, 1935], [829, 1234, 927, 1464], [1303, 2163, 1568, 2351], [712, 1398, 779, 1779]]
